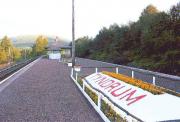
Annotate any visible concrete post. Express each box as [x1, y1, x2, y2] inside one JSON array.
[[153, 76, 156, 85], [72, 0, 75, 67], [71, 68, 74, 76], [76, 72, 78, 81], [132, 71, 134, 78], [116, 67, 119, 74], [95, 68, 98, 73], [98, 93, 101, 110], [83, 80, 85, 91]]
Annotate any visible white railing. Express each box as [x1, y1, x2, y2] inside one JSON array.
[[79, 66, 158, 86], [77, 58, 180, 94], [70, 68, 140, 122], [77, 57, 180, 81], [76, 66, 180, 96]]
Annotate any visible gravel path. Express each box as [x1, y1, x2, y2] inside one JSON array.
[[0, 59, 103, 122]]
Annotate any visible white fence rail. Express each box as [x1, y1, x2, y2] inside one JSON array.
[[77, 58, 180, 93], [70, 68, 140, 122], [77, 58, 180, 81]]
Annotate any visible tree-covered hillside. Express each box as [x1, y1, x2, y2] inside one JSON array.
[[75, 3, 180, 76], [11, 35, 68, 48], [0, 35, 48, 67], [0, 36, 21, 64]]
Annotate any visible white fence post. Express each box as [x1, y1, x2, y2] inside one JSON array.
[[98, 93, 101, 110], [95, 68, 98, 73], [71, 68, 74, 76], [76, 72, 78, 81], [116, 67, 119, 74], [83, 80, 85, 91], [132, 70, 134, 78], [153, 76, 156, 85]]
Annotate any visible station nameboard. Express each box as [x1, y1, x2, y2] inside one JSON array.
[[85, 73, 180, 121]]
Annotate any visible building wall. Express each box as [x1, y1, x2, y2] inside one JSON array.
[[60, 49, 71, 58], [48, 51, 61, 60]]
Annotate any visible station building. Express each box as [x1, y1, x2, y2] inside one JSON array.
[[46, 38, 71, 61]]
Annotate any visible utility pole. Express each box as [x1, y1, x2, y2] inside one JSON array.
[[72, 0, 75, 67]]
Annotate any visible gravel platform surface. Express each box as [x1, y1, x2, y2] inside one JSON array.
[[0, 59, 103, 122]]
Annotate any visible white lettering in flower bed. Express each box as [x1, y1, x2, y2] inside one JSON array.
[[84, 73, 180, 122]]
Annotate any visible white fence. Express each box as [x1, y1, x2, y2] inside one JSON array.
[[70, 68, 141, 122], [77, 58, 180, 93], [74, 66, 180, 96]]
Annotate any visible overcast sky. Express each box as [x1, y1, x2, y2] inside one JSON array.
[[0, 0, 179, 40]]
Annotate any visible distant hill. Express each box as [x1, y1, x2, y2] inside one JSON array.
[[11, 35, 68, 48]]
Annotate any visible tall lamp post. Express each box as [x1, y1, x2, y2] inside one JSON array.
[[72, 0, 75, 67]]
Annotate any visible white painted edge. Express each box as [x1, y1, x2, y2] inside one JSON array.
[[70, 74, 110, 122], [0, 57, 41, 85]]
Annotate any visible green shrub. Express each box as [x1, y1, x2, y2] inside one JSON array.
[[77, 78, 83, 88], [101, 100, 127, 122], [79, 78, 131, 121], [85, 86, 98, 105]]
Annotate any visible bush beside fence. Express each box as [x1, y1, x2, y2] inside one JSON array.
[[76, 75, 128, 122]]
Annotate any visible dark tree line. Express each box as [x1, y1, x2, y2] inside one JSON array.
[[75, 3, 180, 76]]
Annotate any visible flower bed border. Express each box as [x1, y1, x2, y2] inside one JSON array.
[[102, 71, 180, 97], [76, 76, 128, 122]]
